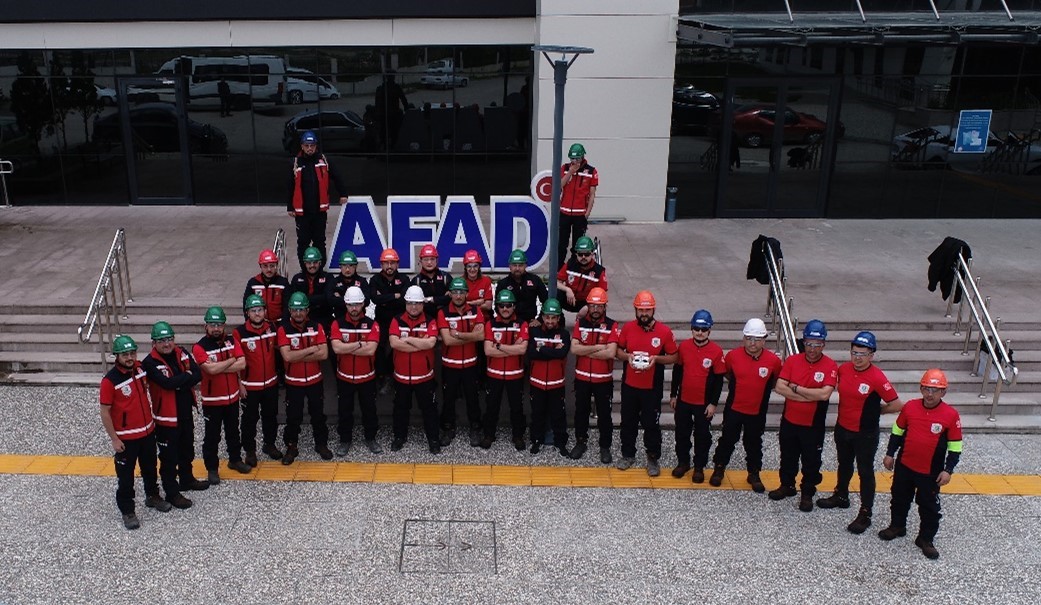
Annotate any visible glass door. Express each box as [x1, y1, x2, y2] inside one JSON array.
[[116, 77, 193, 204]]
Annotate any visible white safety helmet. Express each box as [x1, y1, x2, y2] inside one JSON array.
[[742, 318, 768, 338], [344, 286, 365, 305], [404, 285, 426, 303]]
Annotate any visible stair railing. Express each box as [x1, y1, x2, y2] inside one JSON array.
[[77, 229, 133, 371], [762, 240, 798, 359], [273, 227, 287, 278]]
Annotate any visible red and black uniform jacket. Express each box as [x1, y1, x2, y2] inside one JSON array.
[[243, 274, 290, 323], [100, 363, 154, 440], [330, 315, 380, 383], [233, 321, 279, 392], [390, 312, 437, 384], [277, 318, 327, 387], [572, 315, 620, 384], [556, 258, 608, 304], [495, 272, 548, 323], [560, 160, 599, 216], [670, 338, 726, 406], [327, 273, 370, 320], [485, 315, 528, 381], [370, 271, 408, 324], [287, 152, 347, 215], [411, 269, 453, 318], [142, 346, 200, 427], [438, 302, 485, 370], [193, 335, 244, 407], [289, 270, 333, 327], [527, 323, 571, 391]]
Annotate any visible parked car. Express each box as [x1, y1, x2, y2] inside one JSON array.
[[891, 124, 1041, 172], [732, 105, 842, 148], [286, 68, 340, 104], [671, 85, 720, 134], [420, 59, 469, 89], [92, 103, 228, 154], [282, 109, 368, 153]]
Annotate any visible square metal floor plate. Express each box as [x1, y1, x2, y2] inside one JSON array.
[[399, 519, 497, 574]]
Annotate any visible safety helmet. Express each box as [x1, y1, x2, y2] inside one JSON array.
[[380, 248, 400, 263], [851, 331, 877, 351], [742, 318, 768, 338], [258, 249, 278, 265], [301, 130, 318, 144], [150, 321, 175, 340], [573, 236, 595, 254], [288, 291, 310, 310], [463, 249, 482, 265], [568, 143, 586, 159], [302, 247, 323, 263], [244, 294, 266, 310], [344, 286, 365, 305], [691, 309, 713, 329], [508, 249, 527, 265], [204, 306, 227, 324], [920, 368, 948, 389], [419, 243, 439, 259], [404, 285, 426, 303], [449, 277, 468, 292], [112, 334, 138, 354], [633, 290, 656, 310], [495, 289, 516, 305], [803, 319, 828, 341], [586, 287, 608, 305], [339, 250, 358, 265], [542, 298, 563, 316]]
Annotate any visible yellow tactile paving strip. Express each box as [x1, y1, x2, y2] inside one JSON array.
[[0, 454, 1039, 496]]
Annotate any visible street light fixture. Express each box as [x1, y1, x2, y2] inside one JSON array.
[[532, 45, 594, 300]]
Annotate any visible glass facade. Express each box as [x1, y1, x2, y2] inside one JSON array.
[[0, 46, 533, 205], [668, 43, 1041, 218]]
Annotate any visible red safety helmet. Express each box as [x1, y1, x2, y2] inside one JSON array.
[[463, 249, 482, 265], [258, 249, 278, 265], [380, 248, 400, 262], [920, 368, 948, 389], [633, 290, 656, 309], [587, 287, 608, 305], [419, 244, 439, 259]]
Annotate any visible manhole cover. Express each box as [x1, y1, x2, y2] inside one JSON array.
[[399, 519, 497, 574]]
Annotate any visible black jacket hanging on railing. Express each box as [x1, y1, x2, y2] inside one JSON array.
[[927, 237, 972, 303], [747, 235, 783, 285]]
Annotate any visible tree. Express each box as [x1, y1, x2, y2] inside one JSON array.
[[49, 53, 72, 152], [68, 51, 102, 145], [8, 51, 52, 154]]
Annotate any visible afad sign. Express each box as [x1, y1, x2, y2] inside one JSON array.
[[329, 192, 552, 274]]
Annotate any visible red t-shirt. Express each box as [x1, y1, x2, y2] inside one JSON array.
[[675, 338, 726, 404], [465, 275, 493, 307], [618, 320, 678, 390], [193, 335, 245, 406], [723, 347, 783, 415], [572, 316, 620, 383], [779, 352, 838, 427], [893, 398, 963, 475], [836, 362, 899, 433], [330, 316, 380, 383], [277, 320, 327, 387]]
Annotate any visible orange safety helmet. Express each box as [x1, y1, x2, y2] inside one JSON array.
[[920, 368, 948, 389], [587, 287, 608, 305], [258, 249, 278, 265], [379, 248, 400, 262], [633, 290, 656, 309], [463, 249, 482, 265]]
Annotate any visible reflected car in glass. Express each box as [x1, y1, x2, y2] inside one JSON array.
[[732, 106, 841, 148], [282, 109, 368, 153], [891, 124, 1041, 173], [92, 103, 228, 154], [286, 68, 340, 104], [671, 85, 721, 134]]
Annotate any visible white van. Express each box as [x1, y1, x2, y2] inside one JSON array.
[[130, 55, 288, 108]]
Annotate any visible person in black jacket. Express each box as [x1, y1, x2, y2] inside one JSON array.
[[326, 249, 370, 321], [495, 248, 548, 325], [286, 130, 348, 271], [369, 247, 409, 389], [289, 246, 333, 333]]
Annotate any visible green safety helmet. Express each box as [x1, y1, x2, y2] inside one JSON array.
[[495, 289, 516, 305], [112, 334, 138, 354], [449, 277, 468, 292], [244, 294, 266, 310], [568, 143, 586, 159], [573, 236, 595, 253], [303, 247, 323, 263], [150, 321, 175, 340], [204, 306, 227, 324], [508, 249, 527, 265], [288, 291, 310, 310], [542, 298, 562, 316], [339, 250, 358, 265]]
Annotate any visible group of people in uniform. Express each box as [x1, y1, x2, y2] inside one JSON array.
[[97, 132, 961, 560]]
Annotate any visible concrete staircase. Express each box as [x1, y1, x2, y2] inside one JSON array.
[[2, 303, 1038, 431]]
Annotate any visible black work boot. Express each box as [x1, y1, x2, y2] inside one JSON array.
[[878, 525, 907, 541], [817, 493, 851, 509], [768, 485, 797, 501], [915, 536, 940, 560], [709, 465, 726, 487], [746, 471, 765, 493], [847, 508, 872, 534]]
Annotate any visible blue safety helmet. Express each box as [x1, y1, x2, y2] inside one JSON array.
[[301, 130, 318, 144], [803, 319, 828, 341], [851, 331, 877, 351], [690, 309, 713, 329]]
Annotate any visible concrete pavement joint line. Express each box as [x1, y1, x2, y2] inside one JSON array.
[[1, 453, 1040, 496]]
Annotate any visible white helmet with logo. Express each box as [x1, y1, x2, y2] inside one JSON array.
[[742, 318, 768, 338], [404, 285, 426, 303], [344, 286, 365, 305]]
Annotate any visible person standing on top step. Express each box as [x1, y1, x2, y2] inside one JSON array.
[[286, 130, 348, 271], [569, 287, 619, 464], [233, 295, 283, 463], [556, 235, 608, 320], [277, 291, 331, 464], [100, 335, 172, 530], [816, 331, 903, 535], [558, 143, 598, 266], [878, 369, 962, 561], [669, 309, 726, 483]]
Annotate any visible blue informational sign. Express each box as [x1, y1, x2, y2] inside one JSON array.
[[954, 109, 992, 154]]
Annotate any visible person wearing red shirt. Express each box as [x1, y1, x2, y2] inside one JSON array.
[[100, 335, 171, 530], [193, 306, 250, 485], [438, 277, 486, 447], [816, 331, 903, 535], [558, 143, 599, 267], [526, 298, 572, 456], [390, 286, 441, 454], [481, 289, 529, 450], [668, 310, 726, 482], [879, 369, 962, 560], [569, 287, 619, 463], [277, 291, 331, 464], [709, 318, 782, 490], [555, 235, 608, 319], [615, 290, 678, 476], [463, 249, 493, 390], [243, 249, 290, 324], [330, 286, 382, 456], [233, 295, 283, 463], [770, 320, 839, 511]]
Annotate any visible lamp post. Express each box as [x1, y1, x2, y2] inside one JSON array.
[[532, 45, 593, 299]]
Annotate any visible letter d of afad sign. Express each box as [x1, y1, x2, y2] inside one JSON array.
[[327, 196, 550, 273]]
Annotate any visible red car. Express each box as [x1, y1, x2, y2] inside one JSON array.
[[732, 106, 841, 148]]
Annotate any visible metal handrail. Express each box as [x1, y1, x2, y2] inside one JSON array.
[[762, 240, 799, 359], [1, 159, 13, 207], [947, 252, 1018, 419], [593, 235, 602, 267], [77, 229, 133, 371], [272, 227, 287, 278]]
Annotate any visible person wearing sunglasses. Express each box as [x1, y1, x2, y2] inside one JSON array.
[[482, 289, 530, 450], [569, 287, 620, 463], [555, 235, 608, 321], [668, 309, 725, 483]]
